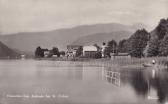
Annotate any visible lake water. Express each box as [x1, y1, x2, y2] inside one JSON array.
[[0, 59, 167, 104]]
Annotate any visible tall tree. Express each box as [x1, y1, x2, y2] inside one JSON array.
[[156, 18, 168, 40], [145, 18, 168, 57], [118, 39, 127, 53], [159, 34, 168, 56], [35, 46, 44, 57], [127, 29, 149, 58]]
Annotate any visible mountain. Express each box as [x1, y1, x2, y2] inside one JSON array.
[[0, 41, 20, 58], [72, 31, 132, 46], [0, 23, 140, 52]]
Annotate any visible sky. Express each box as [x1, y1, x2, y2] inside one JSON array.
[[0, 0, 168, 34]]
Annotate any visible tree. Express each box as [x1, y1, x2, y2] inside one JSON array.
[[159, 34, 168, 56], [35, 46, 44, 57], [146, 39, 160, 57], [127, 29, 149, 58], [118, 39, 127, 53], [156, 18, 168, 40], [108, 40, 117, 49], [76, 46, 83, 57], [95, 51, 102, 58], [104, 40, 117, 57], [145, 18, 168, 57], [52, 47, 60, 57]]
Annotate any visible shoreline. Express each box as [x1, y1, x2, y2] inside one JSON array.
[[1, 57, 168, 70]]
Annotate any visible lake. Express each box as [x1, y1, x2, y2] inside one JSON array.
[[0, 59, 167, 104]]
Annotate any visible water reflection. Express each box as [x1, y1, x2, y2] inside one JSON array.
[[67, 64, 83, 80], [104, 66, 168, 104], [120, 68, 168, 104], [104, 67, 120, 87], [34, 61, 103, 81], [1, 60, 168, 104], [129, 70, 149, 96], [152, 70, 168, 103]]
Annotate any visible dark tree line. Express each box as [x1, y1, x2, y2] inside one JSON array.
[[104, 18, 168, 58], [35, 46, 61, 58], [145, 18, 168, 57], [103, 29, 149, 58], [35, 46, 48, 57]]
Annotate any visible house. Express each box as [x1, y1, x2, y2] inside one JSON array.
[[44, 50, 50, 57], [83, 45, 98, 58], [67, 45, 82, 57], [110, 53, 130, 60]]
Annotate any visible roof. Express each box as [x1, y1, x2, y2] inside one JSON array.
[[83, 45, 97, 51], [67, 45, 82, 50]]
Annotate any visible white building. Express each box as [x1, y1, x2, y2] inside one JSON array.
[[83, 45, 98, 58]]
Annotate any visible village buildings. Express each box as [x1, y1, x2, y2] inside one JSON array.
[[66, 43, 130, 59]]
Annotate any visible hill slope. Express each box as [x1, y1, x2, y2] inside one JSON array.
[[0, 41, 20, 58], [0, 23, 139, 52], [72, 31, 131, 46]]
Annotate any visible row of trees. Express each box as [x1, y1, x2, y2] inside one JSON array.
[[105, 18, 168, 58], [103, 29, 150, 58], [35, 46, 62, 58], [100, 39, 126, 58], [145, 18, 168, 57]]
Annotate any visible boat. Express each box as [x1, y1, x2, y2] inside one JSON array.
[[143, 60, 156, 67]]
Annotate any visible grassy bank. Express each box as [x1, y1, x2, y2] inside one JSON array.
[[34, 56, 168, 70], [81, 57, 168, 69]]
